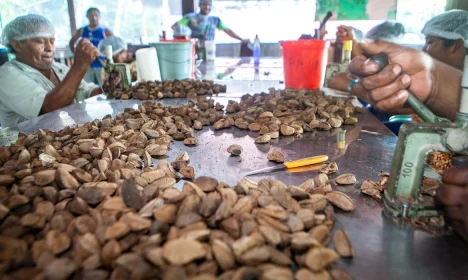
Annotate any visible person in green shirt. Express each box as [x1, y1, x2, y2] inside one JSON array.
[[171, 0, 248, 43]]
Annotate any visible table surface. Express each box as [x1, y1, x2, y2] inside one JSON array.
[[199, 58, 284, 81], [0, 81, 466, 280]]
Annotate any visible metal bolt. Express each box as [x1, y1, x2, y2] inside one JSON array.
[[401, 203, 409, 218]]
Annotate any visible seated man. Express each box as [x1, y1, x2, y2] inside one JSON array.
[[97, 36, 137, 88], [0, 14, 102, 128]]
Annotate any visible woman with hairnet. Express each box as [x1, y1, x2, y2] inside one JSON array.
[[97, 36, 137, 88], [0, 15, 104, 128], [171, 0, 249, 55], [422, 9, 468, 71]]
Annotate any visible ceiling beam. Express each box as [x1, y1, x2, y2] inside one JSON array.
[[67, 0, 77, 36]]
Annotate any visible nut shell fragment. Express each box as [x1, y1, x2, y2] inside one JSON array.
[[335, 173, 357, 185], [325, 191, 355, 212], [184, 137, 199, 146], [267, 149, 285, 163], [255, 134, 271, 144], [162, 239, 206, 265], [333, 230, 353, 257], [227, 144, 243, 156], [319, 162, 338, 175], [305, 247, 340, 272]]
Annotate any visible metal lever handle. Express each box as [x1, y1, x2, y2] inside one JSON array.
[[368, 53, 449, 123], [451, 155, 468, 167], [314, 11, 333, 39], [96, 57, 106, 68]]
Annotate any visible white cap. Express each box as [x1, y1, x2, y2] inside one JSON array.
[[422, 10, 468, 48], [98, 36, 127, 56], [2, 14, 55, 45]]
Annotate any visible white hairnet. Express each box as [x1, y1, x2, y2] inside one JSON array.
[[2, 14, 55, 45], [365, 21, 405, 43], [422, 10, 468, 48], [352, 27, 364, 42], [98, 36, 127, 56], [174, 25, 192, 37]]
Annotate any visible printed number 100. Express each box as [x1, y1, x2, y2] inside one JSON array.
[[402, 162, 413, 177]]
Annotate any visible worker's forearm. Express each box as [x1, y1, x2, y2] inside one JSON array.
[[69, 36, 77, 53], [225, 29, 242, 41], [426, 61, 462, 121], [69, 42, 75, 53], [69, 30, 81, 53], [351, 83, 371, 103], [40, 64, 88, 114]]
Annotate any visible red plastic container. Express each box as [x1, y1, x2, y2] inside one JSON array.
[[280, 40, 330, 89], [160, 38, 197, 79]]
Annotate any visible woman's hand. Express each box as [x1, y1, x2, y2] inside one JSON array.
[[437, 167, 468, 243], [336, 25, 354, 43], [349, 40, 433, 113]]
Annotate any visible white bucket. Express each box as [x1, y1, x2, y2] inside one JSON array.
[[135, 47, 161, 82], [205, 41, 216, 61]]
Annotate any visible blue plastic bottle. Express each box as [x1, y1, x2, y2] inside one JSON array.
[[253, 35, 261, 71]]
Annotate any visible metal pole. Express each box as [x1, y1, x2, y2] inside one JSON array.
[[67, 0, 77, 36]]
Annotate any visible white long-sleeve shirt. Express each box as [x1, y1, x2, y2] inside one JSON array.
[[0, 60, 96, 128]]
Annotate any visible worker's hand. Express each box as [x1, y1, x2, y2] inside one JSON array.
[[319, 26, 328, 40], [73, 38, 100, 70], [436, 167, 468, 243], [327, 73, 352, 92], [336, 25, 354, 43], [242, 39, 250, 44], [348, 40, 433, 114], [103, 72, 122, 92]]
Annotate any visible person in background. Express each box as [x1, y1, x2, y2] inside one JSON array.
[[329, 22, 405, 98], [336, 22, 404, 61], [348, 40, 467, 242], [171, 0, 249, 44], [97, 36, 137, 88], [332, 11, 467, 122], [69, 7, 113, 85], [422, 9, 468, 71], [0, 15, 103, 128], [335, 26, 364, 58]]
